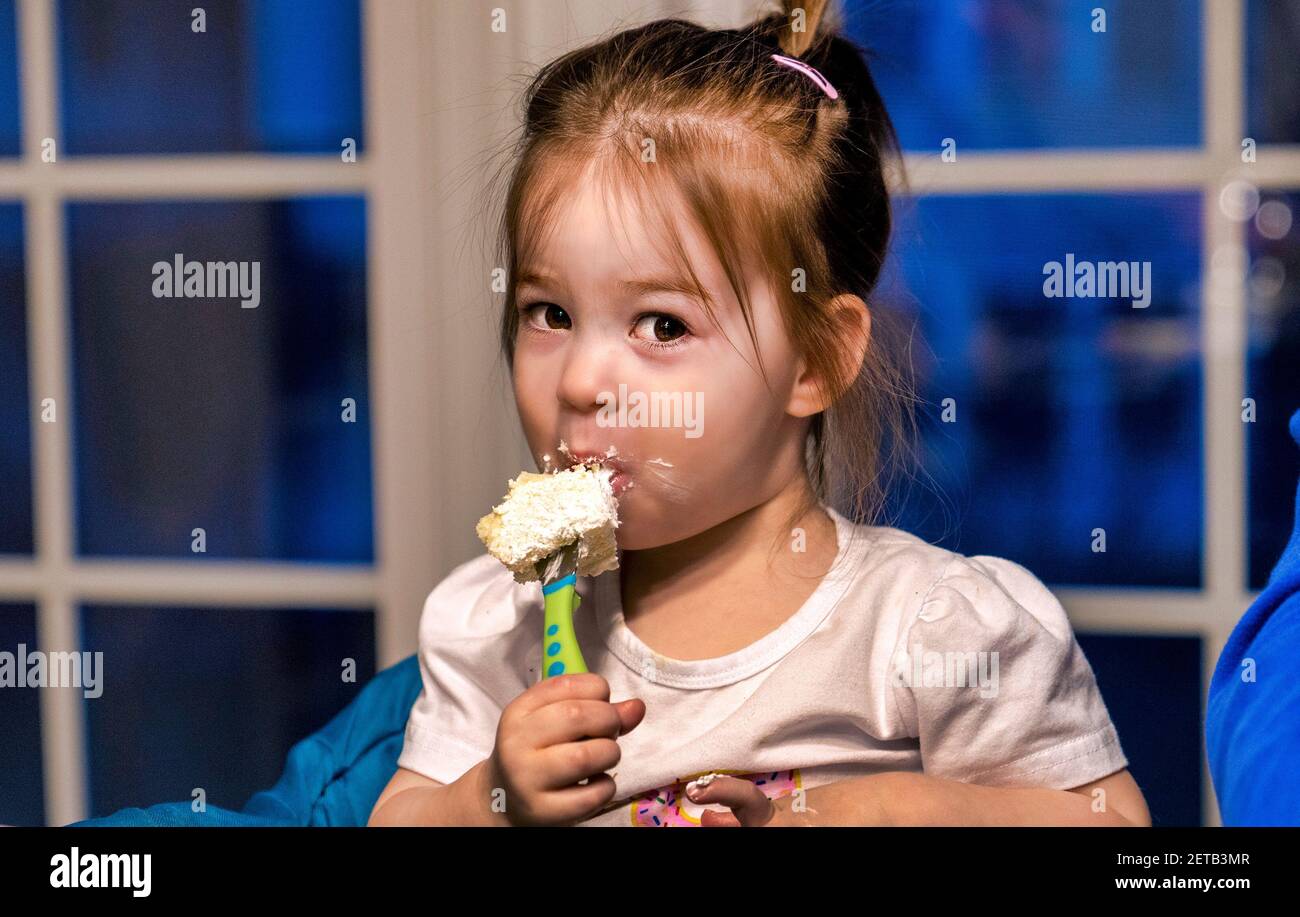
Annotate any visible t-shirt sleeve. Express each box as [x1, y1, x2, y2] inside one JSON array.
[[396, 553, 523, 785], [888, 554, 1129, 790]]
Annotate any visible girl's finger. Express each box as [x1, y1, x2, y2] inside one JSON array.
[[686, 776, 775, 827], [513, 672, 611, 717], [699, 809, 742, 827], [535, 736, 622, 789], [525, 698, 626, 748], [491, 772, 618, 826]]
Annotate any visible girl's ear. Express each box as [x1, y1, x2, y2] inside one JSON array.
[[787, 293, 871, 418]]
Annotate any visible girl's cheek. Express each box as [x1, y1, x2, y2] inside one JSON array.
[[512, 371, 553, 444], [634, 461, 695, 505]]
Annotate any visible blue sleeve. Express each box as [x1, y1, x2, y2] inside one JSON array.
[[1206, 408, 1300, 826]]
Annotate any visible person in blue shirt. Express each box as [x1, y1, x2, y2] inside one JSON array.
[[1206, 407, 1300, 826]]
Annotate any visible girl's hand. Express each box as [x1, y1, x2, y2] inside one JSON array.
[[686, 775, 796, 827], [488, 672, 645, 826], [690, 774, 905, 826]]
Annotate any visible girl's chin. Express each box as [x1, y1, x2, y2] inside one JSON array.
[[611, 512, 694, 553]]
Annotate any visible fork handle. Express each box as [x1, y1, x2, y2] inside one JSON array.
[[541, 573, 587, 680]]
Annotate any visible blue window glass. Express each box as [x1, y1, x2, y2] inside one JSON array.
[[1246, 0, 1300, 144], [845, 0, 1201, 151], [877, 193, 1202, 588], [0, 202, 31, 556], [0, 603, 45, 826], [1246, 191, 1300, 590], [81, 603, 375, 818], [66, 197, 372, 562], [0, 0, 18, 156], [58, 0, 363, 155], [1076, 632, 1203, 825]]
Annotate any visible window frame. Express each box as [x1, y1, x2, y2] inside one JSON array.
[[1, 0, 440, 826]]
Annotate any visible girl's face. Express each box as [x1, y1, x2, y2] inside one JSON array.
[[512, 174, 824, 550]]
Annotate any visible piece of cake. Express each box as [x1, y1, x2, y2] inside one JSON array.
[[476, 462, 620, 584]]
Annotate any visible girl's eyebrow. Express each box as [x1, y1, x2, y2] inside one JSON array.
[[515, 268, 553, 286], [517, 268, 711, 305], [620, 274, 714, 305]]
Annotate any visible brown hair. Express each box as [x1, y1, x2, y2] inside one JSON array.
[[487, 0, 925, 549]]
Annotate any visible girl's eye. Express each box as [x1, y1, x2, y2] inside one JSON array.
[[518, 302, 690, 352], [520, 302, 571, 331], [632, 313, 690, 351]]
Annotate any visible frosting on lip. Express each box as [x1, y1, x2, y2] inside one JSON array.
[[558, 439, 624, 471], [551, 440, 640, 496]]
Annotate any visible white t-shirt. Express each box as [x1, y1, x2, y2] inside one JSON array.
[[397, 504, 1129, 826]]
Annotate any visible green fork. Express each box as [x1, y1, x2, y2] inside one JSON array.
[[535, 541, 588, 680]]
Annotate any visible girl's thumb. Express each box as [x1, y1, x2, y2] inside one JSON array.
[[615, 697, 647, 735]]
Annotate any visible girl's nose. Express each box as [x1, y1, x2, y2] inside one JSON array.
[[555, 338, 621, 414]]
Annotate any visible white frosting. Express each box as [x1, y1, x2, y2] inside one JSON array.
[[476, 462, 620, 584]]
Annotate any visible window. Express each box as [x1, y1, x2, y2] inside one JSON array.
[[0, 201, 29, 556], [879, 192, 1202, 588], [1246, 189, 1300, 587], [65, 198, 371, 562], [0, 0, 17, 155], [0, 0, 379, 826], [858, 0, 1202, 150], [58, 0, 363, 155], [81, 602, 374, 817]]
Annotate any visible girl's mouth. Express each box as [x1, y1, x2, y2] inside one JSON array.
[[564, 448, 631, 497]]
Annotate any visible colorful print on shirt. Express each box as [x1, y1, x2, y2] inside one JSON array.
[[630, 768, 803, 826]]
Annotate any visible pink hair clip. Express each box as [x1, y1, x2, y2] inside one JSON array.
[[771, 53, 839, 100]]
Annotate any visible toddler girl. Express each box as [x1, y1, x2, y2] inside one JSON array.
[[370, 0, 1149, 827]]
